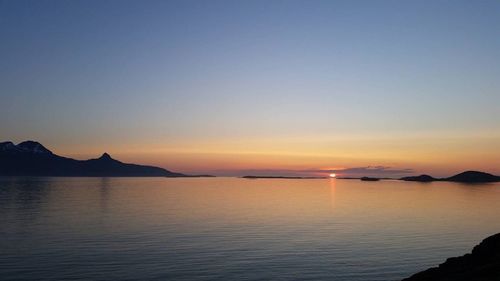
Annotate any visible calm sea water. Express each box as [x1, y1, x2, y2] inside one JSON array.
[[1, 177, 500, 281]]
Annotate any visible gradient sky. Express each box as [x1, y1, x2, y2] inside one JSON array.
[[1, 0, 499, 177]]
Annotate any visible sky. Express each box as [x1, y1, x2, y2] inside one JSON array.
[[1, 0, 499, 177]]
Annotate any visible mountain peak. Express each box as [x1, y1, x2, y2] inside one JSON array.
[[17, 141, 53, 154], [99, 152, 113, 160], [0, 141, 16, 151], [0, 140, 53, 154]]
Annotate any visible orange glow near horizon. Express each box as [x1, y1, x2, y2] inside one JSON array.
[[48, 130, 500, 177]]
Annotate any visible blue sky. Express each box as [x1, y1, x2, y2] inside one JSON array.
[[1, 0, 499, 176]]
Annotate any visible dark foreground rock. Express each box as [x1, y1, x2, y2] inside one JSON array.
[[402, 233, 500, 281]]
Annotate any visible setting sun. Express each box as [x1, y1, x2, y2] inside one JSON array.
[[329, 173, 336, 178]]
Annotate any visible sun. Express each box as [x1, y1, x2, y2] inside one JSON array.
[[329, 173, 336, 178]]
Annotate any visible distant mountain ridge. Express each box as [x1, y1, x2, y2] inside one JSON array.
[[0, 141, 186, 177], [0, 141, 53, 154], [401, 171, 500, 183]]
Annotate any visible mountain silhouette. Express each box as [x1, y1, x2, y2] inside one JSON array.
[[0, 141, 185, 177], [401, 171, 499, 183]]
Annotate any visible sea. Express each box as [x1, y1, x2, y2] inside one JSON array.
[[1, 177, 499, 281]]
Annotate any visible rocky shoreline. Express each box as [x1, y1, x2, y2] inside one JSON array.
[[402, 233, 500, 280]]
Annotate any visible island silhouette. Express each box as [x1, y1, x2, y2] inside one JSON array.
[[244, 172, 500, 183], [401, 171, 500, 183], [0, 140, 188, 177], [360, 176, 380, 181]]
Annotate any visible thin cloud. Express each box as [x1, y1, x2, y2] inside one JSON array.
[[212, 166, 414, 177], [331, 166, 414, 176]]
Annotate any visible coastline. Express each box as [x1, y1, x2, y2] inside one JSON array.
[[403, 233, 500, 281]]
